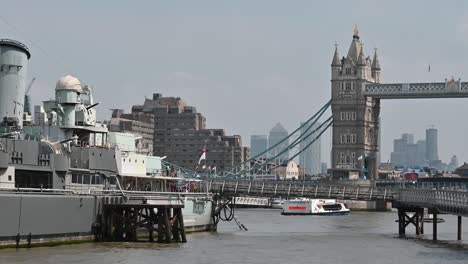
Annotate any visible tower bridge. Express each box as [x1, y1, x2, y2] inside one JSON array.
[[163, 28, 465, 188], [329, 28, 467, 180]]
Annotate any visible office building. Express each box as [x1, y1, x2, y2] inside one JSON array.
[[268, 123, 289, 162], [110, 93, 248, 172], [250, 135, 268, 159], [299, 121, 322, 176]]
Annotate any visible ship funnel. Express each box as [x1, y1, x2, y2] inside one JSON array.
[[0, 39, 31, 129]]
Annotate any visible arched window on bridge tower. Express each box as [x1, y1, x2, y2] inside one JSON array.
[[368, 128, 374, 145], [367, 109, 372, 122]]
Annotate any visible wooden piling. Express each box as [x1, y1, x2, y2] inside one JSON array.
[[102, 202, 186, 244], [398, 209, 405, 237], [164, 208, 171, 243], [415, 210, 420, 235], [458, 216, 462, 241], [433, 213, 437, 241], [176, 208, 187, 243], [157, 208, 164, 243], [420, 208, 424, 235], [148, 209, 155, 242]]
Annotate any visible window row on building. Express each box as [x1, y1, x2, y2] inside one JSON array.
[[339, 152, 357, 166], [339, 82, 356, 94], [340, 111, 356, 121], [340, 133, 357, 144]]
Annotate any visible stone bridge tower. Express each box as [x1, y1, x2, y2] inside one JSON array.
[[330, 28, 381, 180]]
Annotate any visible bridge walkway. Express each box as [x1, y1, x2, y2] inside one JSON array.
[[207, 180, 396, 201]]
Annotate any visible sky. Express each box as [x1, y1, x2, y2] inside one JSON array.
[[1, 0, 468, 165]]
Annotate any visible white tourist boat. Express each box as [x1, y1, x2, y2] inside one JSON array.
[[281, 198, 350, 215]]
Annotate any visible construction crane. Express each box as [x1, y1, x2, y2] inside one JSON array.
[[26, 77, 36, 95], [23, 77, 36, 114]]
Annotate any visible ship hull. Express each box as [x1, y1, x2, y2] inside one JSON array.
[[0, 193, 214, 246]]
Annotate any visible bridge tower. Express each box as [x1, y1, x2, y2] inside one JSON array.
[[330, 28, 381, 180]]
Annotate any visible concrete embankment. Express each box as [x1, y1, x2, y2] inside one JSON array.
[[337, 199, 392, 211]]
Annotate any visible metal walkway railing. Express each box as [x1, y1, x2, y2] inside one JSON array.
[[207, 180, 396, 201]]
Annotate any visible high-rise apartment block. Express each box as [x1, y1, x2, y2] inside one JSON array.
[[425, 128, 439, 162], [390, 134, 427, 168]]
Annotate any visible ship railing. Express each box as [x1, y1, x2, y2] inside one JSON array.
[[0, 187, 77, 195], [93, 189, 212, 199]]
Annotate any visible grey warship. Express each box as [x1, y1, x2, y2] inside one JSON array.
[[0, 39, 214, 246]]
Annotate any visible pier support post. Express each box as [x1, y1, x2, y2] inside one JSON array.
[[458, 216, 462, 241], [420, 208, 424, 235], [398, 208, 405, 237], [164, 208, 171, 243], [415, 210, 420, 235], [433, 213, 437, 241], [157, 208, 164, 243], [149, 209, 155, 242], [175, 208, 187, 243]]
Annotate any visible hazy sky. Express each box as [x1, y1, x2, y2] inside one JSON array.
[[1, 0, 468, 165]]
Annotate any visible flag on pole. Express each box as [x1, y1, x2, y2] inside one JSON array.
[[357, 155, 363, 161], [212, 166, 216, 172], [198, 148, 206, 164]]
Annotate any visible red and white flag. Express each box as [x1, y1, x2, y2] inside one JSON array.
[[198, 148, 206, 164]]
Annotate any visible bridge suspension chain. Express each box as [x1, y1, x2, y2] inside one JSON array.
[[158, 100, 333, 179], [219, 100, 332, 177], [218, 100, 331, 177]]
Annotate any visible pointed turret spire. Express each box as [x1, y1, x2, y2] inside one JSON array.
[[357, 45, 366, 65], [353, 24, 359, 40], [347, 25, 362, 62], [331, 43, 341, 66], [371, 48, 381, 70]]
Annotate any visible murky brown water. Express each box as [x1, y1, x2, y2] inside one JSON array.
[[2, 209, 468, 264]]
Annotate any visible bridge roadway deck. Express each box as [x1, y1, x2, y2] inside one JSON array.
[[206, 180, 468, 215], [207, 180, 396, 201], [397, 189, 468, 216]]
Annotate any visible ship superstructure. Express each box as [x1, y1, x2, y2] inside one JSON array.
[[0, 39, 214, 245]]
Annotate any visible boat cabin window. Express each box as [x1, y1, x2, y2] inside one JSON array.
[[322, 204, 343, 211], [83, 175, 91, 184], [15, 170, 52, 189], [71, 173, 104, 185], [109, 177, 116, 185], [91, 175, 103, 184]]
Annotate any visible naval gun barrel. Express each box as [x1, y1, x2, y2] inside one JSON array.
[[85, 102, 100, 110]]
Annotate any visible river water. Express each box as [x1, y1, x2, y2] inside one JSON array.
[[2, 209, 468, 264]]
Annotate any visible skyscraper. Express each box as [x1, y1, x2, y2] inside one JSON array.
[[390, 134, 425, 168], [269, 123, 289, 162], [425, 128, 439, 162], [299, 121, 322, 175], [250, 135, 268, 159]]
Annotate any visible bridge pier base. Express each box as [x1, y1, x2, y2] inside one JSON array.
[[397, 207, 424, 238]]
